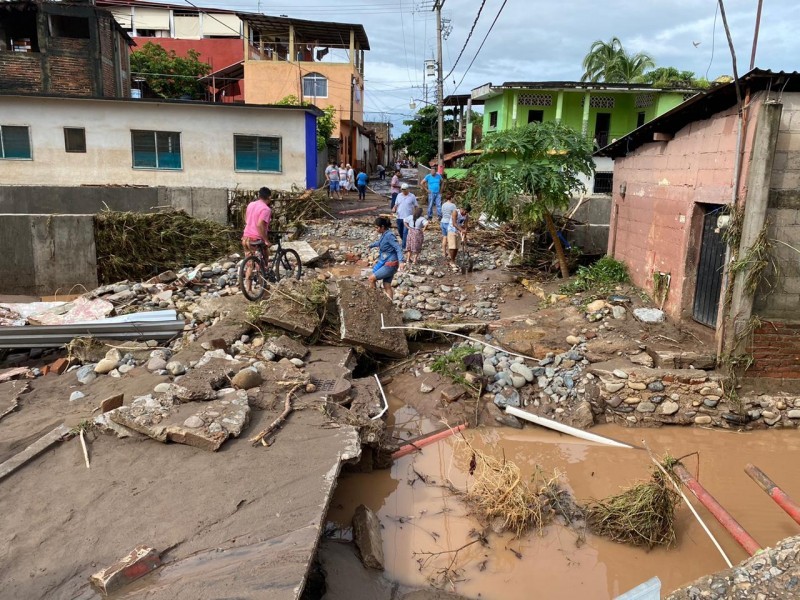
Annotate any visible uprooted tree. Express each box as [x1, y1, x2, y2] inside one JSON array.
[[467, 121, 595, 279]]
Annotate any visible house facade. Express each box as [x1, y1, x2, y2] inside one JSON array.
[[0, 95, 320, 221], [600, 70, 800, 381], [0, 0, 132, 98]]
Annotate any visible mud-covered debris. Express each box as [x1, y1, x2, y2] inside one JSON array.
[[352, 504, 385, 570], [90, 545, 162, 595]]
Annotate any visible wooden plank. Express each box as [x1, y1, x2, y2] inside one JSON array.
[[0, 424, 71, 482]]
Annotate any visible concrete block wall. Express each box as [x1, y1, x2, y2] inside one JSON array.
[[0, 214, 97, 296], [565, 195, 611, 255], [609, 100, 761, 320]]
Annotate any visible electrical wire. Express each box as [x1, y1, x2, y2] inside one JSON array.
[[452, 0, 509, 94], [443, 0, 486, 80], [705, 0, 719, 80]]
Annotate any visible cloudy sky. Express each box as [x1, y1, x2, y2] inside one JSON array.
[[150, 0, 800, 129]]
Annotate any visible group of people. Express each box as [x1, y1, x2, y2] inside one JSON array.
[[324, 161, 369, 201]]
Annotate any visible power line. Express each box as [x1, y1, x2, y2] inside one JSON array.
[[443, 0, 487, 80], [452, 0, 509, 94]]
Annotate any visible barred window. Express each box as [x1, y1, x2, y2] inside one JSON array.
[[635, 93, 655, 108]]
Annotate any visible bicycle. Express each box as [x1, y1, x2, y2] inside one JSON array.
[[239, 231, 302, 301]]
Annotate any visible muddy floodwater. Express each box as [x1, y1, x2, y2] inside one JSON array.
[[329, 397, 800, 599]]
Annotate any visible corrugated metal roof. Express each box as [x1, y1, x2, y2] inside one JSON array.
[[597, 69, 800, 158], [237, 13, 369, 51]]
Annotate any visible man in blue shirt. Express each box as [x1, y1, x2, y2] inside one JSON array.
[[421, 169, 444, 220]]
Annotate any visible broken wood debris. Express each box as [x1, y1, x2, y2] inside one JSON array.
[[0, 424, 71, 482]]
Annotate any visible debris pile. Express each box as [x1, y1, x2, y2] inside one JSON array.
[[228, 188, 332, 230]]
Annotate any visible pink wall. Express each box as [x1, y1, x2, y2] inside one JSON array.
[[132, 37, 243, 72], [609, 97, 763, 321]]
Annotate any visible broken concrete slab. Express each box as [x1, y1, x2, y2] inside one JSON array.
[[352, 504, 384, 570], [100, 393, 124, 413], [170, 358, 243, 402], [441, 384, 467, 403], [90, 545, 161, 595], [0, 424, 71, 482], [302, 346, 356, 404], [652, 350, 717, 370], [265, 334, 308, 360], [281, 240, 320, 265], [337, 280, 409, 359], [110, 392, 250, 452], [259, 279, 323, 337]]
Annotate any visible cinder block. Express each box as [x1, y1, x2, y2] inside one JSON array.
[[90, 546, 161, 595]]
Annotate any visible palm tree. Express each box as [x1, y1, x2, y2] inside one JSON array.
[[581, 37, 655, 83], [581, 37, 623, 83]]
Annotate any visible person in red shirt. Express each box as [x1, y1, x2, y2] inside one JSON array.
[[241, 187, 273, 289]]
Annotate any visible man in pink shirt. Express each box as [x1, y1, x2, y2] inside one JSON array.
[[242, 187, 273, 264]]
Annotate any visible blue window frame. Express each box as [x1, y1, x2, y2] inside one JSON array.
[[234, 135, 281, 172], [131, 130, 182, 169], [0, 125, 32, 159]]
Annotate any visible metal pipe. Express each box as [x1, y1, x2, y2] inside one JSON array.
[[392, 423, 467, 459], [750, 0, 764, 70], [745, 463, 800, 526], [504, 406, 634, 449], [672, 463, 762, 556]]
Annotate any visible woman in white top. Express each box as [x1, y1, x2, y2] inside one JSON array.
[[403, 206, 428, 264]]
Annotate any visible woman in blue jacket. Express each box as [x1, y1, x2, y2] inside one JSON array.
[[367, 216, 405, 300]]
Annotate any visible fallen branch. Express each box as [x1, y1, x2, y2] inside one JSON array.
[[250, 384, 302, 446]]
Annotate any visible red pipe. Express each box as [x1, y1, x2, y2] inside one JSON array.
[[745, 463, 800, 526], [672, 463, 762, 556], [392, 423, 467, 459]]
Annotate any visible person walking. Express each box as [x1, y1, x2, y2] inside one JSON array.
[[324, 160, 335, 198], [403, 206, 428, 265], [440, 194, 457, 259], [346, 163, 355, 193], [338, 163, 348, 194], [446, 203, 471, 267], [421, 168, 444, 220], [377, 164, 385, 180], [356, 169, 368, 201], [328, 163, 342, 200], [392, 183, 417, 250], [389, 169, 401, 209], [367, 216, 404, 300]]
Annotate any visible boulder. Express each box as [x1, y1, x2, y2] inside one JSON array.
[[265, 335, 308, 360], [352, 504, 384, 570], [232, 368, 264, 390]]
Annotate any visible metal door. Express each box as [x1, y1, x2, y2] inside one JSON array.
[[693, 208, 726, 327]]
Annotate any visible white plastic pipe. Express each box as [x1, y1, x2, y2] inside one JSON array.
[[371, 374, 389, 420], [504, 406, 634, 449]]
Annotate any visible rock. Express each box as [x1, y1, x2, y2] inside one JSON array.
[[90, 546, 162, 595], [612, 369, 629, 379], [100, 394, 124, 413], [265, 335, 308, 360], [633, 308, 665, 323], [606, 395, 623, 408], [352, 505, 384, 570], [231, 368, 263, 390], [629, 353, 655, 367], [694, 415, 712, 425], [703, 398, 719, 408], [659, 400, 680, 415], [788, 410, 800, 419], [627, 381, 646, 390], [94, 358, 119, 375], [289, 358, 305, 367], [569, 401, 594, 429], [647, 381, 665, 392], [70, 391, 86, 402], [483, 363, 497, 377], [611, 305, 627, 320], [147, 357, 167, 372], [493, 389, 521, 408], [183, 415, 204, 428], [565, 335, 581, 346], [153, 383, 173, 394], [586, 299, 606, 313], [510, 362, 534, 382], [485, 402, 524, 429], [118, 364, 135, 375], [624, 397, 641, 405], [403, 309, 423, 322], [511, 375, 527, 389], [441, 384, 467, 403], [76, 364, 97, 385], [605, 381, 625, 393], [420, 382, 434, 394], [165, 361, 186, 376], [636, 401, 656, 413]]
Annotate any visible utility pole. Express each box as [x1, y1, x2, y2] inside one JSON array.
[[433, 0, 445, 171]]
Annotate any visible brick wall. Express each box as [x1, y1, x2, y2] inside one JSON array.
[[48, 37, 94, 95], [749, 322, 800, 379], [0, 52, 43, 93]]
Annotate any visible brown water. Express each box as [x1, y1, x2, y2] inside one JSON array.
[[329, 413, 800, 599]]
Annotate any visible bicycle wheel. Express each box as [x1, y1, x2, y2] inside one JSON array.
[[275, 249, 302, 281], [239, 255, 268, 301]]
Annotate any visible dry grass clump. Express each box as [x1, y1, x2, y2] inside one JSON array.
[[94, 210, 237, 284], [586, 460, 680, 548]]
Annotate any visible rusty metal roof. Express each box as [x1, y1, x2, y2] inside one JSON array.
[[598, 69, 800, 159], [237, 13, 369, 51]]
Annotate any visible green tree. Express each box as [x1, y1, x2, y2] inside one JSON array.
[[467, 121, 595, 278], [276, 95, 336, 151], [638, 66, 709, 89], [130, 42, 211, 99], [581, 37, 654, 83], [394, 105, 456, 165]]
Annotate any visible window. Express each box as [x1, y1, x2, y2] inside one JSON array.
[[302, 73, 328, 98], [0, 125, 32, 159], [527, 110, 544, 124], [593, 172, 613, 195], [234, 135, 281, 172], [131, 130, 182, 169], [488, 111, 498, 129], [64, 127, 86, 153], [49, 15, 90, 39], [637, 112, 646, 128]]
